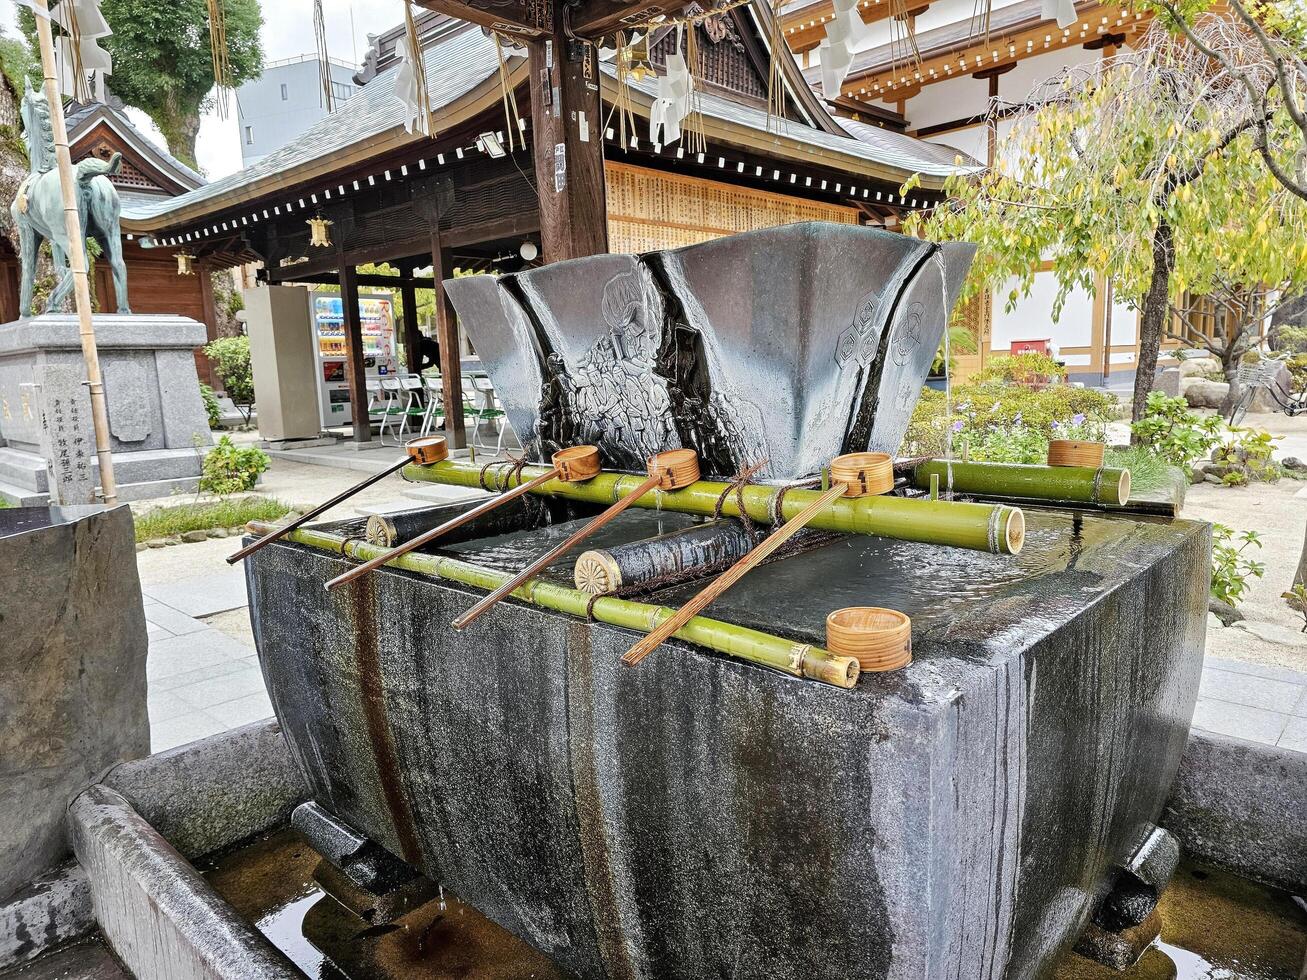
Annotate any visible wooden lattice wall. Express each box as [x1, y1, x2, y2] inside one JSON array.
[[605, 162, 859, 254]]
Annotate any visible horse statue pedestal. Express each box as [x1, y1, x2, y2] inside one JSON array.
[[0, 314, 212, 504]]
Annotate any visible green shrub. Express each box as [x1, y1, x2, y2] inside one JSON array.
[[1104, 445, 1173, 494], [1129, 392, 1223, 470], [199, 382, 222, 430], [1210, 524, 1264, 606], [1277, 325, 1307, 354], [1210, 428, 1281, 485], [903, 376, 1116, 463], [973, 352, 1067, 386], [200, 436, 270, 495], [204, 336, 254, 422]]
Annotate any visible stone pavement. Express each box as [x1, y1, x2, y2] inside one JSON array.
[[141, 558, 268, 753], [1196, 656, 1307, 751]]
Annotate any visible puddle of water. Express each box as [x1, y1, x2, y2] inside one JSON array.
[[201, 828, 570, 979], [1053, 863, 1307, 979], [205, 831, 1303, 980]]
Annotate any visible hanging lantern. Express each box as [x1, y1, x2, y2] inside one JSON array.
[[307, 213, 333, 248], [175, 251, 195, 276]]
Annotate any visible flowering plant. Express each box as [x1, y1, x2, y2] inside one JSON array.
[[1050, 413, 1106, 443]]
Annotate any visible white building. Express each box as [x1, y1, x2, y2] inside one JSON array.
[[236, 55, 361, 168], [787, 0, 1153, 385]]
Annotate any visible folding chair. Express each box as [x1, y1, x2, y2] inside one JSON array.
[[398, 375, 428, 441], [378, 377, 407, 444], [471, 375, 507, 454], [421, 375, 445, 436]]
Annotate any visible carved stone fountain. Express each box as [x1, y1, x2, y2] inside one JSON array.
[[244, 223, 1208, 979]]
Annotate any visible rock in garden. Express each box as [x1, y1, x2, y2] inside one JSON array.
[[1204, 473, 1224, 485], [1178, 357, 1220, 379], [1208, 597, 1243, 625], [1154, 368, 1181, 398], [181, 530, 209, 543], [1282, 456, 1304, 471], [165, 535, 183, 546], [208, 528, 229, 538], [1206, 613, 1224, 631], [1184, 380, 1230, 409], [1231, 620, 1307, 648], [145, 538, 168, 549]]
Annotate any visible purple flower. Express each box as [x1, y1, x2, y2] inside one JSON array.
[[1071, 413, 1086, 425], [1013, 412, 1023, 425], [951, 419, 965, 432]]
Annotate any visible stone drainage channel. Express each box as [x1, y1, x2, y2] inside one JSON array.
[[1, 719, 1304, 980]]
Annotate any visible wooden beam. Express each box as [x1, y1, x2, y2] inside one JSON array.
[[528, 19, 608, 263], [568, 0, 688, 40], [783, 0, 930, 55], [338, 258, 373, 445], [840, 3, 1152, 98], [413, 0, 549, 37], [430, 234, 467, 450]]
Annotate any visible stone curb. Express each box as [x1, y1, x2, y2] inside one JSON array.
[[70, 784, 302, 980], [1162, 729, 1307, 893]]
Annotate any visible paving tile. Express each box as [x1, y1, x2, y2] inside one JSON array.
[[150, 711, 227, 754], [142, 603, 207, 637], [143, 567, 249, 618], [1294, 688, 1307, 719], [146, 688, 190, 724], [1202, 656, 1307, 686], [1279, 717, 1307, 753], [205, 690, 275, 729], [170, 665, 268, 710], [146, 624, 172, 641], [149, 659, 250, 692], [1191, 697, 1289, 746], [1198, 668, 1306, 714], [146, 630, 250, 682]]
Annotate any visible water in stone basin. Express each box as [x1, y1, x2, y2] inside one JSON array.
[[394, 502, 1174, 648], [199, 828, 1307, 980]]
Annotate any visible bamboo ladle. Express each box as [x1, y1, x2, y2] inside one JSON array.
[[621, 451, 894, 668], [325, 445, 601, 591], [225, 435, 450, 566], [452, 449, 701, 630]]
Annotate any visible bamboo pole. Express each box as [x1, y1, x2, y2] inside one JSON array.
[[622, 483, 848, 666], [911, 459, 1131, 508], [403, 460, 1025, 555], [325, 467, 559, 591], [227, 436, 448, 565], [451, 471, 664, 629], [250, 522, 860, 689], [32, 0, 116, 504]]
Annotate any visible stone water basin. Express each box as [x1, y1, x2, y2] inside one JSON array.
[[246, 495, 1211, 980]]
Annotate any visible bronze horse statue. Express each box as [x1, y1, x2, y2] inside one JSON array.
[[11, 79, 130, 317]]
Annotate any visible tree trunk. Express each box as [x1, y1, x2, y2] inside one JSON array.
[[1131, 217, 1176, 430], [1220, 355, 1242, 418], [153, 99, 203, 172], [1297, 524, 1307, 590]]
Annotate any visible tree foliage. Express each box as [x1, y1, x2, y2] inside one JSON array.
[[20, 0, 263, 170], [903, 21, 1307, 423]]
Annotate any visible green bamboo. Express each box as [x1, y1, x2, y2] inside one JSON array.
[[403, 460, 1025, 555], [250, 523, 861, 689], [911, 459, 1131, 508]]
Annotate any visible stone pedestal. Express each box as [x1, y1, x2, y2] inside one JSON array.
[[0, 315, 212, 504]]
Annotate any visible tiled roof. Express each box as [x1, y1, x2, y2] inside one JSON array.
[[121, 21, 976, 229], [836, 115, 980, 169]]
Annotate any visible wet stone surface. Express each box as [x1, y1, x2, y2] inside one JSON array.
[[201, 827, 567, 979]]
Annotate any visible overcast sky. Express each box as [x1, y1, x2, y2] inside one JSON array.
[[0, 0, 406, 179]]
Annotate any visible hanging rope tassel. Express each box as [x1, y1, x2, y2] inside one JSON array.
[[207, 0, 232, 118], [766, 0, 787, 132], [313, 0, 334, 113], [493, 32, 524, 152], [402, 1, 434, 136], [603, 31, 641, 152], [683, 20, 706, 156]]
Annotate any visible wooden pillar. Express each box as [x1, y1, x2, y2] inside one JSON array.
[[399, 262, 423, 374], [339, 261, 372, 444], [430, 235, 466, 449], [196, 259, 220, 388], [528, 15, 608, 263]]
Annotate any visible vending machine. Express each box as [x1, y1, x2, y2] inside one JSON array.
[[311, 291, 398, 430]]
